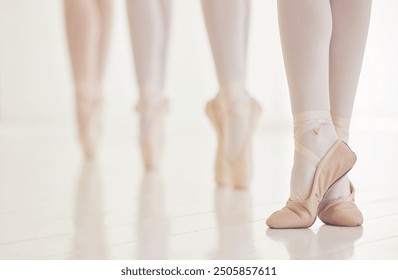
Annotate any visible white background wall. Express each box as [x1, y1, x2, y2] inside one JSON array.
[[0, 0, 398, 129]]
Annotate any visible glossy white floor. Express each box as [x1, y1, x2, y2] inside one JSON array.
[[1, 112, 398, 260]]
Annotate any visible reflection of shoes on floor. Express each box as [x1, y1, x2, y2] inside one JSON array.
[[73, 160, 107, 259], [266, 228, 316, 259], [76, 87, 103, 160], [136, 98, 169, 170], [205, 95, 261, 189], [266, 228, 315, 242], [137, 170, 169, 259], [316, 225, 363, 259], [318, 182, 363, 227]]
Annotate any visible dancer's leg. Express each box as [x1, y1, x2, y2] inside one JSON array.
[[277, 0, 338, 201], [267, 0, 364, 228], [96, 0, 113, 86], [65, 0, 102, 158], [325, 0, 372, 200], [126, 0, 171, 96], [65, 0, 99, 94], [278, 0, 332, 114], [126, 0, 172, 169], [329, 0, 372, 120], [201, 0, 250, 99], [202, 0, 261, 188]]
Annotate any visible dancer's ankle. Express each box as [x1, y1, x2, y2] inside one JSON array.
[[290, 111, 339, 201], [218, 83, 250, 104], [139, 86, 164, 106]]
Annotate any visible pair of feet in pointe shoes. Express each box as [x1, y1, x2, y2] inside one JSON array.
[[135, 91, 262, 179], [76, 90, 169, 165]]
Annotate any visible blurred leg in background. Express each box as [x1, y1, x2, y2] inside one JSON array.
[[126, 0, 172, 170], [201, 0, 261, 189], [64, 0, 113, 159]]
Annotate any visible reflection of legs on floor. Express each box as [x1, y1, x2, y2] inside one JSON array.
[[137, 170, 170, 259], [126, 0, 172, 169], [201, 0, 261, 188], [64, 0, 113, 159], [72, 160, 107, 259], [210, 189, 257, 259], [267, 225, 363, 259]]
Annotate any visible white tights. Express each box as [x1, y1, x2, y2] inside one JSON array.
[[65, 0, 113, 102], [126, 0, 171, 101], [201, 0, 250, 95], [202, 0, 253, 159], [65, 0, 113, 157]]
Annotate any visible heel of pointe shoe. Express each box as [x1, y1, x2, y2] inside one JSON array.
[[205, 97, 261, 188], [318, 182, 363, 227], [266, 140, 357, 229]]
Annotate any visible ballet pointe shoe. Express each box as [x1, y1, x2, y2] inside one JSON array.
[[266, 140, 357, 229], [318, 182, 363, 227], [76, 86, 103, 160], [205, 95, 261, 189], [136, 98, 169, 170]]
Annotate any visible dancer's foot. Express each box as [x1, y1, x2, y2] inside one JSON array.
[[136, 96, 169, 170], [76, 84, 103, 159], [206, 91, 261, 188], [318, 116, 363, 226], [266, 111, 357, 229]]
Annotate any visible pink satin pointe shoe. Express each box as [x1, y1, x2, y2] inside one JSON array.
[[76, 91, 103, 160], [205, 95, 261, 189], [318, 182, 363, 227], [136, 97, 169, 170], [266, 139, 357, 229]]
